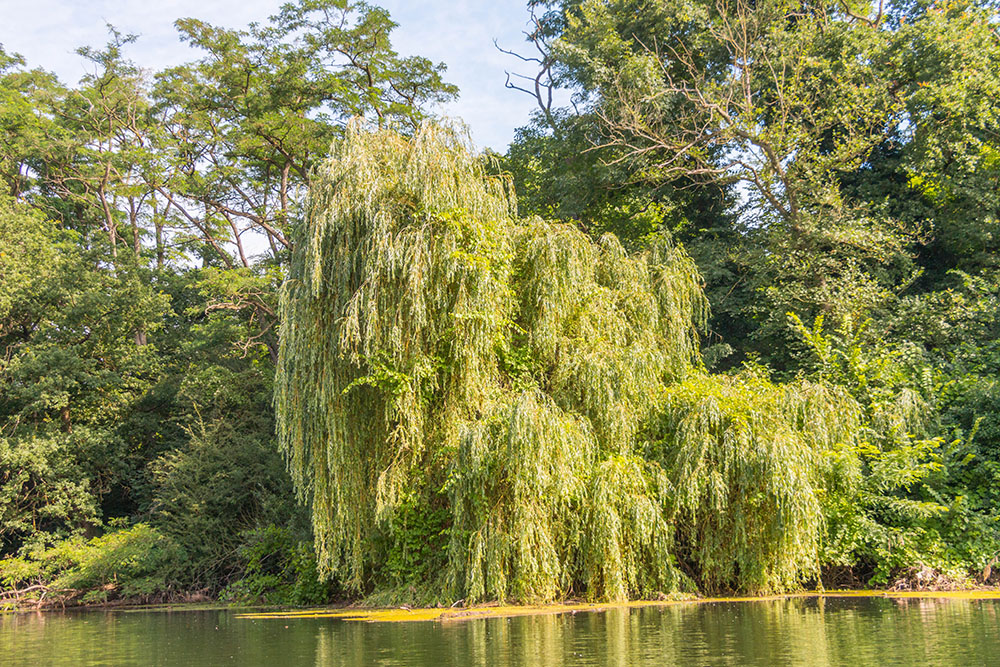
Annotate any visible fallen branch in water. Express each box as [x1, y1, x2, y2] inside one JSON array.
[[0, 584, 49, 599], [0, 584, 75, 603]]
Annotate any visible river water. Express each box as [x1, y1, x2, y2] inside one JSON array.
[[3, 596, 998, 665]]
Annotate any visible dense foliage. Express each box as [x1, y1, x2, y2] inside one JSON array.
[[0, 0, 452, 606], [3, 0, 1000, 607], [275, 122, 974, 601], [498, 0, 1000, 591]]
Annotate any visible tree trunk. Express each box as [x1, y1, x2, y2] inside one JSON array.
[[60, 405, 72, 433]]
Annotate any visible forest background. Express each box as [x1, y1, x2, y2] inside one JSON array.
[[2, 0, 1000, 606]]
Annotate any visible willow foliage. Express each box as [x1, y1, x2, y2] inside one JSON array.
[[276, 122, 517, 590], [647, 371, 862, 594], [277, 122, 864, 601], [448, 390, 594, 603]]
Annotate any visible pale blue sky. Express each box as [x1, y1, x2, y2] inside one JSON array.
[[3, 0, 553, 150]]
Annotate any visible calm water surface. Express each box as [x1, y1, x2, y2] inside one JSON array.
[[3, 597, 999, 666]]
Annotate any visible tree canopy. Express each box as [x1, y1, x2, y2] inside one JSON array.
[[277, 122, 888, 600], [3, 0, 1000, 608]]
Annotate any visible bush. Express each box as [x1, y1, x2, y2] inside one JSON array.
[[0, 523, 186, 604], [220, 525, 331, 606], [148, 364, 307, 591]]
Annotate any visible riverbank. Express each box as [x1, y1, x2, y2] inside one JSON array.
[[236, 589, 1000, 623], [7, 588, 1000, 621]]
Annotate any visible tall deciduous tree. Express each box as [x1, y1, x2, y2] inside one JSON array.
[[511, 0, 998, 370], [149, 0, 458, 360]]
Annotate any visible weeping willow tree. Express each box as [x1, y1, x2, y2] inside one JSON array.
[[276, 121, 866, 602]]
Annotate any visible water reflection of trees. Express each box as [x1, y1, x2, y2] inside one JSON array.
[[3, 601, 992, 665], [311, 598, 1000, 666]]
